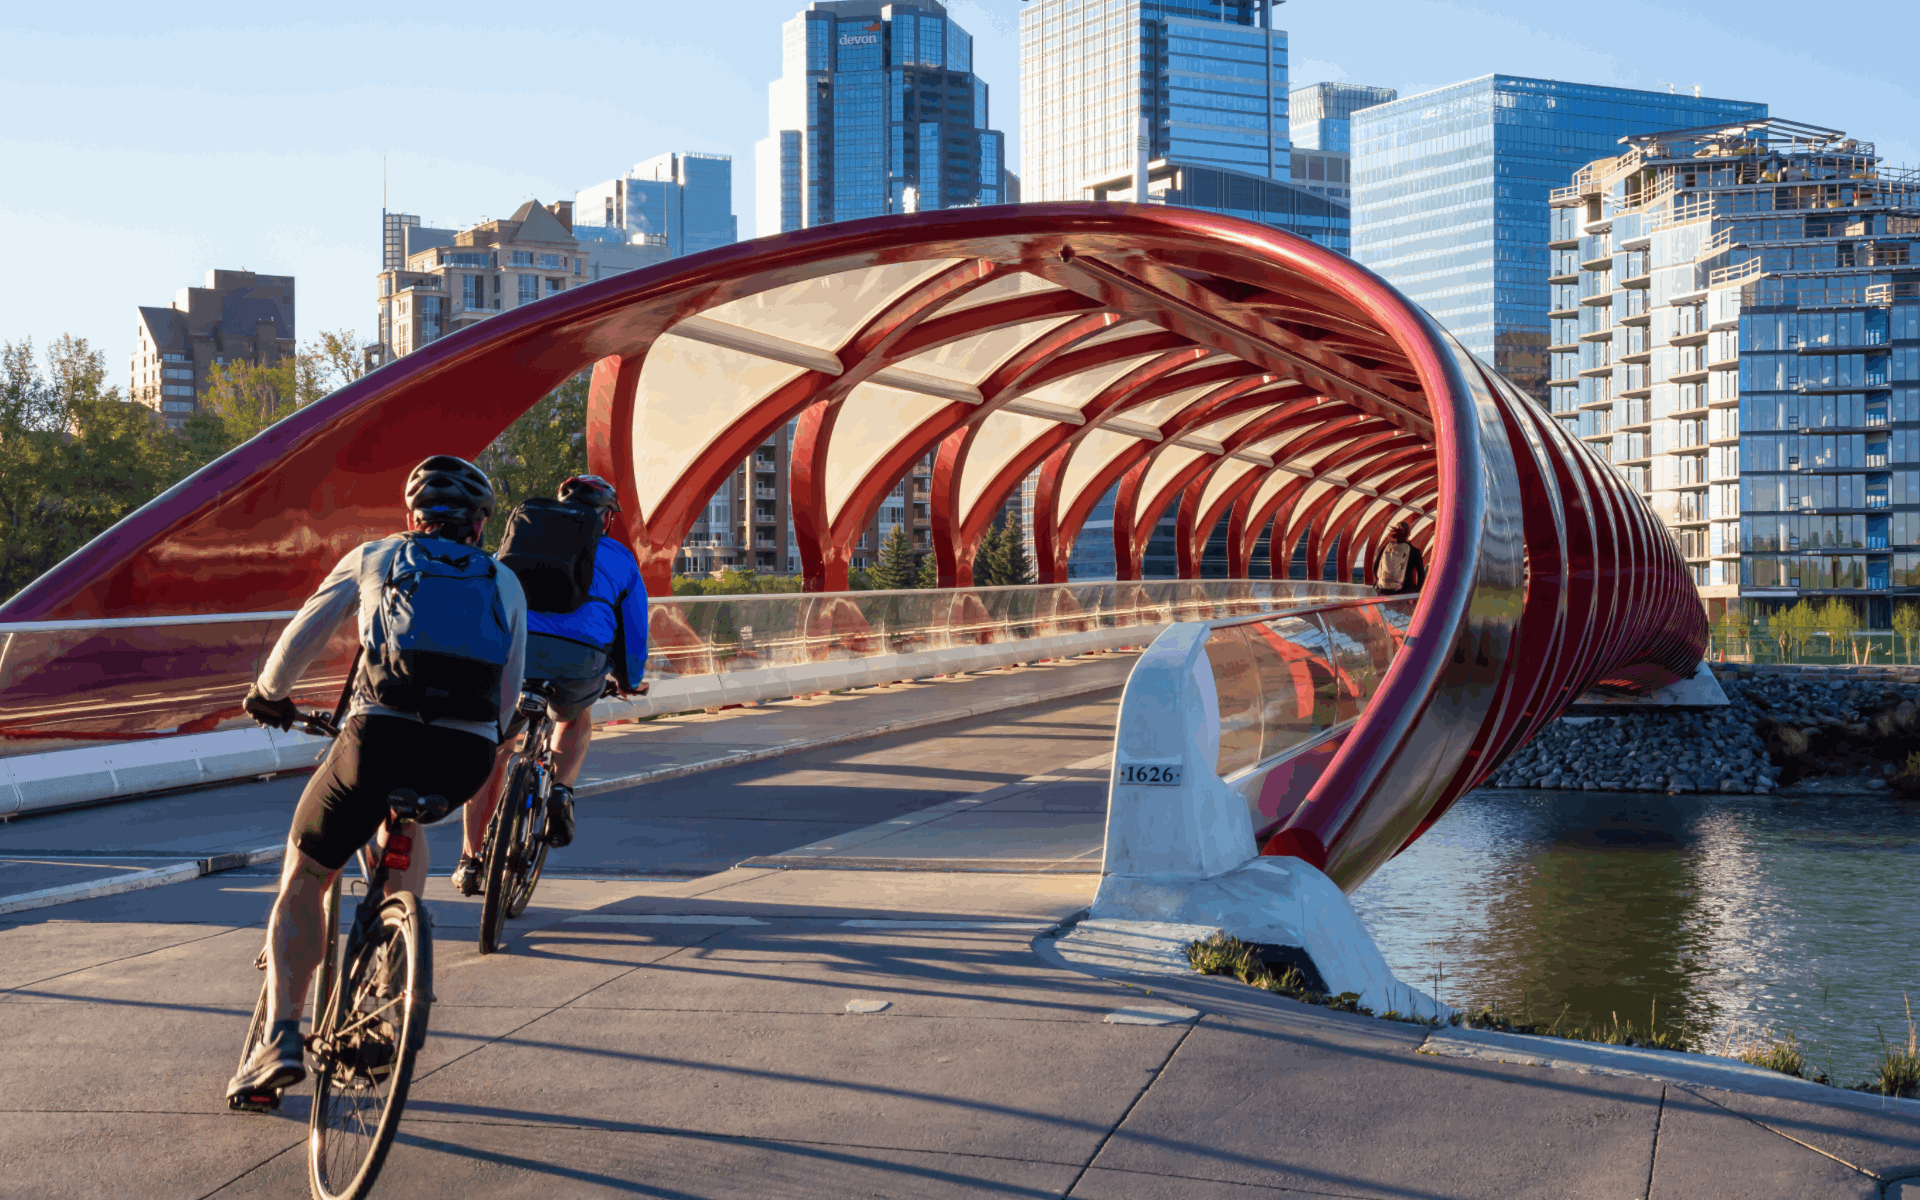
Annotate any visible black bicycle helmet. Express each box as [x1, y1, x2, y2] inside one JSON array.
[[558, 474, 621, 512], [404, 455, 496, 520]]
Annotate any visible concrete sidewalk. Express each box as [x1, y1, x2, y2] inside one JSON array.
[[5, 857, 1916, 1198]]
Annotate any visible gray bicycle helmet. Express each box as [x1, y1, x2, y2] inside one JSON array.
[[557, 473, 621, 512], [404, 455, 496, 521]]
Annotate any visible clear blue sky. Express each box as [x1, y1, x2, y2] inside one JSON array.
[[5, 0, 1915, 391]]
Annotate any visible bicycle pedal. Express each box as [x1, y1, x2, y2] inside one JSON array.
[[228, 1088, 282, 1114]]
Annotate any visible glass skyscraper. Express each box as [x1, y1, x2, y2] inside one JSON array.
[[575, 152, 737, 263], [1023, 0, 1288, 198], [756, 1, 1011, 232], [1288, 82, 1395, 153], [1023, 2, 1350, 254], [1351, 76, 1767, 400], [1552, 119, 1920, 622]]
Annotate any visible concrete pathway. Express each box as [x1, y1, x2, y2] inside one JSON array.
[[2, 650, 1916, 1197], [5, 861, 1917, 1198]]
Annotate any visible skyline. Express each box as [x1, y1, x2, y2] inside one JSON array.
[[5, 0, 1918, 391]]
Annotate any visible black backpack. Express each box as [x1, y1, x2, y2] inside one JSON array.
[[496, 498, 602, 613]]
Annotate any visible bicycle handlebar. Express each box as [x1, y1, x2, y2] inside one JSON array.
[[294, 711, 341, 739]]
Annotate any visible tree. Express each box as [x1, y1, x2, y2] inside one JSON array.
[[1771, 600, 1826, 663], [0, 336, 227, 603], [974, 520, 1008, 587], [474, 374, 590, 546], [1714, 606, 1750, 660], [869, 524, 919, 590], [197, 327, 376, 447], [1894, 603, 1920, 665], [914, 544, 938, 588], [1000, 516, 1035, 586]]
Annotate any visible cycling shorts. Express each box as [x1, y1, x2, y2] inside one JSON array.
[[504, 633, 608, 741], [292, 714, 495, 871]]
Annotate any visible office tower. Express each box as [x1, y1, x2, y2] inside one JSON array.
[[575, 152, 738, 262], [1285, 82, 1394, 203], [1352, 76, 1767, 401], [130, 270, 296, 430], [756, 1, 1012, 233], [1552, 119, 1920, 621], [1024, 1, 1346, 255], [1288, 82, 1394, 152]]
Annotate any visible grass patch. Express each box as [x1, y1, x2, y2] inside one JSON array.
[[1864, 996, 1920, 1099], [1457, 1000, 1693, 1053], [1186, 933, 1438, 1026], [1190, 937, 1920, 1100], [1732, 1031, 1820, 1081]]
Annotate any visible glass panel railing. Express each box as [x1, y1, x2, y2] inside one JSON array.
[[0, 579, 1379, 754], [641, 579, 1375, 679], [1203, 595, 1419, 795], [0, 614, 357, 752]]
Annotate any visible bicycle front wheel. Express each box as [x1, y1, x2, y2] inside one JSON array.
[[307, 892, 432, 1200]]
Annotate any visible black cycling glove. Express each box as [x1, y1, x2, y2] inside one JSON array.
[[243, 685, 297, 732]]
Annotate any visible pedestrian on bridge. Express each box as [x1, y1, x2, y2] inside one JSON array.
[[1374, 520, 1425, 596]]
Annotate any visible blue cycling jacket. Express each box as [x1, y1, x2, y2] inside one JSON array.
[[525, 536, 649, 686]]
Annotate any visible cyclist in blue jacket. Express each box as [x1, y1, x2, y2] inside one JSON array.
[[453, 474, 649, 889]]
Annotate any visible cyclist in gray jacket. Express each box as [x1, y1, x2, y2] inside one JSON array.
[[226, 455, 526, 1107]]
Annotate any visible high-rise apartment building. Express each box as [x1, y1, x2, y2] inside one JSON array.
[[1352, 76, 1767, 401], [756, 1, 1012, 233], [575, 152, 737, 265], [130, 269, 296, 429], [1551, 119, 1920, 621], [1023, 1, 1347, 254], [373, 200, 661, 360]]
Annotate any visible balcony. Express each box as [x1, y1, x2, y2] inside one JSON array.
[[755, 487, 777, 500]]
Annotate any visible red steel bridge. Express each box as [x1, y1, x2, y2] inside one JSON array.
[[0, 204, 1707, 890]]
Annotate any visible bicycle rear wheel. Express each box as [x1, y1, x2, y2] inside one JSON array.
[[504, 777, 549, 920], [476, 759, 526, 955], [307, 891, 431, 1200]]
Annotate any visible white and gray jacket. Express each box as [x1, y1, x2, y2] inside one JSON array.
[[256, 534, 528, 743]]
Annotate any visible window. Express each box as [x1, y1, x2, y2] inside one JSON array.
[[518, 274, 538, 304], [538, 254, 560, 268], [546, 277, 564, 295], [511, 251, 534, 266], [462, 275, 483, 308]]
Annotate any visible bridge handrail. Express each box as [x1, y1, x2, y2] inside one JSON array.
[[0, 578, 1377, 750]]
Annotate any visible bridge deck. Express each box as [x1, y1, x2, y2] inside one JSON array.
[[1, 658, 1909, 1196], [0, 654, 1131, 908]]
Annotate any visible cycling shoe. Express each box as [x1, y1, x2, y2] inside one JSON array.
[[451, 855, 482, 896], [226, 1019, 304, 1110]]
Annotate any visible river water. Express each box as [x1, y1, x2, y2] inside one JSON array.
[[1350, 785, 1920, 1085]]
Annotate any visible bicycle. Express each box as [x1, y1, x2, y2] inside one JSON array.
[[230, 705, 451, 1200], [476, 676, 641, 955]]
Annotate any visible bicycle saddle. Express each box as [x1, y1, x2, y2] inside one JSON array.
[[387, 789, 453, 825]]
